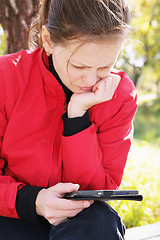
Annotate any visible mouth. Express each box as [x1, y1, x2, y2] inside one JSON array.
[[79, 86, 93, 92]]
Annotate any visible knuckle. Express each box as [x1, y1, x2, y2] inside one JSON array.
[[78, 201, 87, 209], [46, 200, 52, 208], [50, 219, 57, 226], [55, 182, 63, 188], [68, 210, 80, 217], [68, 211, 76, 217], [52, 218, 65, 226], [45, 211, 52, 220]]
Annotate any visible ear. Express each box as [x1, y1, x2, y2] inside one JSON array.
[[41, 25, 54, 54]]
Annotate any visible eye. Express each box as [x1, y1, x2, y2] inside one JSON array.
[[72, 64, 85, 69], [99, 66, 111, 71], [98, 67, 110, 75]]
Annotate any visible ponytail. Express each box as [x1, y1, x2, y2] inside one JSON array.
[[28, 0, 51, 50]]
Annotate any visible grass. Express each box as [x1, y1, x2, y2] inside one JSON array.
[[110, 96, 160, 228], [134, 96, 160, 146], [110, 140, 160, 228]]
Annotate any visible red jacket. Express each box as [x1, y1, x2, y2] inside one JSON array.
[[0, 48, 137, 218]]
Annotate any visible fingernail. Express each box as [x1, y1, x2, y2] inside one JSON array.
[[75, 184, 80, 190], [84, 201, 90, 208]]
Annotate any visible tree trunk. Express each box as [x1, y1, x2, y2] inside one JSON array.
[[0, 0, 37, 53]]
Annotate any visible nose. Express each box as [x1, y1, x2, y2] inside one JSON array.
[[81, 70, 98, 87]]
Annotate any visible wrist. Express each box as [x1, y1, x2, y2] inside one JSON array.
[[67, 103, 86, 118], [35, 188, 46, 216]]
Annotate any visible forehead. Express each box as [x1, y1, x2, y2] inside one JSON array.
[[63, 39, 123, 67]]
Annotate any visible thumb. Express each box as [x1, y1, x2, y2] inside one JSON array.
[[52, 182, 80, 195]]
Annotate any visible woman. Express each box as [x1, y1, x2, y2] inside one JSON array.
[[0, 0, 137, 239]]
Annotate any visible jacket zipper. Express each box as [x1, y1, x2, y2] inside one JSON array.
[[47, 88, 67, 187]]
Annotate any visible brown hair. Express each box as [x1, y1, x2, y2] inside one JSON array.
[[28, 0, 131, 50]]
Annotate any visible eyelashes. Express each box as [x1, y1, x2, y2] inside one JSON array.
[[71, 64, 112, 71], [72, 65, 85, 69]]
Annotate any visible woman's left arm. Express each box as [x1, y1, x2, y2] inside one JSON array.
[[61, 73, 138, 190]]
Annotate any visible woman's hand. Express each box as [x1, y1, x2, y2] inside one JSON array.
[[68, 73, 121, 118], [35, 183, 93, 226]]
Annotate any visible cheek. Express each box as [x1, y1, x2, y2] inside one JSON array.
[[68, 68, 82, 83], [52, 57, 64, 78], [98, 69, 111, 79]]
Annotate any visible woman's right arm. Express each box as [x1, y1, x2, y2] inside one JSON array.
[[0, 106, 92, 225], [35, 183, 93, 226], [0, 61, 92, 225]]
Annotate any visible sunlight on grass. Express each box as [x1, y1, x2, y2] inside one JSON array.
[[110, 140, 160, 228]]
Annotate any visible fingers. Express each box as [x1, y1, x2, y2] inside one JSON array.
[[103, 74, 120, 90], [47, 199, 94, 225], [36, 183, 94, 226], [49, 217, 69, 226], [52, 182, 80, 195], [53, 198, 94, 211], [44, 195, 93, 225], [67, 73, 121, 117], [45, 183, 91, 213], [94, 74, 121, 101], [107, 73, 121, 89], [48, 204, 86, 219], [48, 208, 84, 225], [93, 74, 120, 92]]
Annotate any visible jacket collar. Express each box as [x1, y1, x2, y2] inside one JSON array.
[[41, 47, 50, 69], [38, 47, 64, 97]]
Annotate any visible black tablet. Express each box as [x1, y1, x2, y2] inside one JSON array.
[[64, 190, 143, 201]]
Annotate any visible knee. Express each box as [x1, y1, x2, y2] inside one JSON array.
[[88, 201, 126, 239], [49, 201, 125, 240]]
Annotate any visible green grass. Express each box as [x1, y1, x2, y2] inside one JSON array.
[[110, 97, 160, 228], [110, 140, 160, 228]]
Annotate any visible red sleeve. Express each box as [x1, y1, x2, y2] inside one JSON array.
[[0, 59, 24, 218], [61, 73, 138, 190]]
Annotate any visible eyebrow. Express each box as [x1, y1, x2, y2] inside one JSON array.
[[71, 61, 115, 68]]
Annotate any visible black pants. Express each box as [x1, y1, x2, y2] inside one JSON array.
[[0, 201, 125, 240]]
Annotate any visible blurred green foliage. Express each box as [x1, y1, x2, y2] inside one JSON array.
[[116, 0, 160, 94], [132, 0, 160, 93], [134, 96, 160, 145]]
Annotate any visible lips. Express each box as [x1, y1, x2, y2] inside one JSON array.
[[79, 86, 93, 92]]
